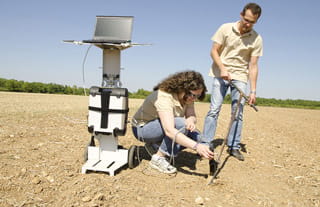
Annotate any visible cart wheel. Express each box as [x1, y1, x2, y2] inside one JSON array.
[[128, 145, 139, 169], [84, 136, 96, 162]]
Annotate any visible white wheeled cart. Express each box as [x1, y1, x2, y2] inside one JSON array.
[[64, 16, 143, 176]]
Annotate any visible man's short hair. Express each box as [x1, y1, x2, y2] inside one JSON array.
[[242, 3, 262, 18]]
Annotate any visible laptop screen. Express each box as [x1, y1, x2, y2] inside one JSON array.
[[93, 16, 133, 42]]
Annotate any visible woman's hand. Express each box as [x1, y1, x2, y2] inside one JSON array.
[[185, 117, 196, 132], [195, 144, 214, 160]]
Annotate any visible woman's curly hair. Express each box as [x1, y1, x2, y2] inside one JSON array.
[[153, 70, 207, 101]]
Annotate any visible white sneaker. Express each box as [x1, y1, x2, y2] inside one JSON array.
[[149, 155, 177, 174]]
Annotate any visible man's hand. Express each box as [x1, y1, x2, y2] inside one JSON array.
[[220, 69, 231, 80], [248, 92, 256, 105]]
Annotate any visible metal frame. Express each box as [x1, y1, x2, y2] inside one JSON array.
[[82, 43, 130, 176]]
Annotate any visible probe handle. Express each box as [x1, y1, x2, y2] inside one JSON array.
[[229, 80, 259, 112], [250, 103, 258, 112]]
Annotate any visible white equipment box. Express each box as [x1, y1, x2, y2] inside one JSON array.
[[88, 86, 128, 135]]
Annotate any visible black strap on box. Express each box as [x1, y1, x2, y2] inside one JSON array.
[[88, 89, 129, 129], [101, 89, 111, 128]]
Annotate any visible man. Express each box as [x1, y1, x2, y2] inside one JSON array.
[[203, 3, 263, 161]]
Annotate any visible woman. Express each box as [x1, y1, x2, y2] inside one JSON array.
[[131, 70, 214, 174]]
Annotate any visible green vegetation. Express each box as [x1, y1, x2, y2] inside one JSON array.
[[204, 94, 320, 110], [128, 88, 151, 99], [1, 78, 319, 109], [0, 78, 88, 95], [255, 97, 320, 109]]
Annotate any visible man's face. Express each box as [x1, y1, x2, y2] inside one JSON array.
[[239, 9, 259, 34]]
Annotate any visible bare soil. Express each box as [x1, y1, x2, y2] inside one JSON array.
[[0, 92, 319, 207]]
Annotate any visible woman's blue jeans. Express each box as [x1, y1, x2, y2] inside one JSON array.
[[132, 117, 203, 156], [203, 77, 246, 150]]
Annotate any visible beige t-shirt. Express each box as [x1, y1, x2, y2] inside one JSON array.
[[209, 21, 263, 83], [132, 90, 193, 126]]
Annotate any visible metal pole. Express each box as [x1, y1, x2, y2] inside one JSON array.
[[207, 94, 243, 185]]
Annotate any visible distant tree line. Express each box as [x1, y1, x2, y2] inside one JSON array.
[[0, 78, 88, 95], [207, 94, 320, 109], [128, 88, 152, 99], [1, 78, 319, 109], [129, 88, 320, 110], [254, 97, 320, 109]]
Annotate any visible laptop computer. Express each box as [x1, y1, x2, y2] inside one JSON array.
[[83, 16, 133, 44]]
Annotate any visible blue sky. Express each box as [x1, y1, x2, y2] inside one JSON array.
[[1, 0, 319, 101]]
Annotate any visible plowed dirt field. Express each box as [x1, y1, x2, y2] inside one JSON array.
[[0, 92, 319, 207]]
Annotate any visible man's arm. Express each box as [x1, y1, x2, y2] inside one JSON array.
[[211, 43, 231, 80], [248, 56, 259, 104]]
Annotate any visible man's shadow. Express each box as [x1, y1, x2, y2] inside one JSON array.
[[208, 138, 247, 179], [175, 137, 247, 178]]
